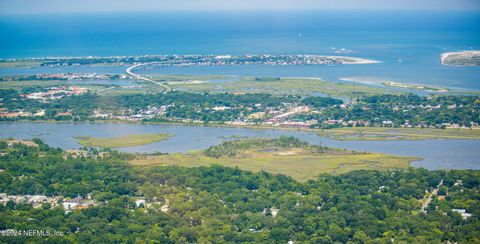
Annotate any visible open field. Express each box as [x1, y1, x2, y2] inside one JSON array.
[[317, 127, 480, 140], [130, 146, 417, 182], [170, 77, 397, 98], [75, 133, 174, 148]]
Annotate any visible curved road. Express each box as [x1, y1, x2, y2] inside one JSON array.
[[126, 63, 172, 93]]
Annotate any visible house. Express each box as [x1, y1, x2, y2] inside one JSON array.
[[135, 199, 146, 208], [57, 111, 72, 117], [27, 195, 47, 205], [382, 120, 394, 126], [0, 193, 61, 208], [160, 203, 169, 212], [212, 106, 231, 111], [62, 196, 84, 210], [248, 112, 265, 119], [64, 150, 88, 159], [62, 195, 95, 211], [446, 123, 460, 129], [263, 207, 280, 217], [271, 208, 279, 217], [280, 121, 311, 129], [452, 209, 472, 219], [326, 119, 337, 125]]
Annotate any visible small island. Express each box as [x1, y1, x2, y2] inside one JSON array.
[[382, 81, 449, 92], [75, 133, 174, 148], [441, 51, 480, 66]]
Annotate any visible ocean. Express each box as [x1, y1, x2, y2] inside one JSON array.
[[1, 10, 479, 89]]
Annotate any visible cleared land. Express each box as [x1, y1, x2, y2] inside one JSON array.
[[317, 127, 480, 141], [170, 77, 397, 98], [129, 138, 417, 181], [75, 133, 174, 148]]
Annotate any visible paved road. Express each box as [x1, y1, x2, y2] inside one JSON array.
[[421, 179, 444, 213], [126, 63, 172, 93], [95, 86, 116, 94]]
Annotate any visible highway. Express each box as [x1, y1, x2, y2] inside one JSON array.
[[126, 63, 172, 93]]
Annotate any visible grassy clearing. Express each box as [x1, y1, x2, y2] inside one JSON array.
[[75, 133, 174, 148], [317, 127, 480, 141], [130, 146, 416, 182], [170, 77, 397, 98]]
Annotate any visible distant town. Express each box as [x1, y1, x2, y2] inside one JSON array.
[[1, 84, 478, 130], [0, 54, 380, 68]]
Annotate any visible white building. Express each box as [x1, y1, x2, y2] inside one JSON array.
[[135, 199, 146, 208], [452, 209, 472, 220], [62, 196, 84, 210]]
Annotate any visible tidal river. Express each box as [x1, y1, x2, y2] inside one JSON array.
[[0, 122, 479, 170]]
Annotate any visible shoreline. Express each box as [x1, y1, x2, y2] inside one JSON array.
[[441, 50, 480, 66], [1, 119, 479, 141]]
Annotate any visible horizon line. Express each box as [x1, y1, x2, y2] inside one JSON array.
[[2, 8, 480, 16]]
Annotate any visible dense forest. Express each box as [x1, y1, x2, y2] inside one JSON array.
[[0, 141, 479, 243]]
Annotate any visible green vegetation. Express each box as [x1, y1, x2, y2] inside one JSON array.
[[303, 94, 480, 129], [171, 77, 395, 97], [382, 81, 449, 92], [152, 74, 233, 82], [75, 134, 173, 148], [131, 137, 417, 181], [204, 136, 313, 158], [302, 96, 343, 107], [441, 51, 480, 66], [0, 79, 115, 95], [0, 60, 42, 68], [0, 80, 66, 89], [0, 140, 479, 243], [317, 127, 480, 140], [1, 86, 479, 136]]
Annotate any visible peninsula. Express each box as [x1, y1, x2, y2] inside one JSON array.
[[441, 51, 480, 66], [0, 54, 381, 68]]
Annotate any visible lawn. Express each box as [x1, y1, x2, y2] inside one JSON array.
[[75, 133, 174, 148]]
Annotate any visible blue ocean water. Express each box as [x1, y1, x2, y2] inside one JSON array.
[[0, 11, 479, 89]]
